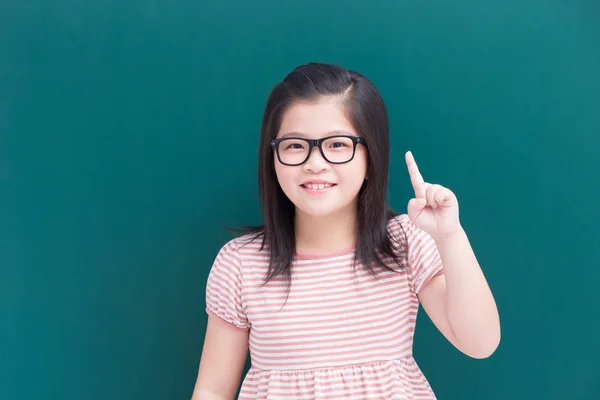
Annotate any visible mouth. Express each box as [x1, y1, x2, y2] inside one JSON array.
[[300, 182, 337, 193]]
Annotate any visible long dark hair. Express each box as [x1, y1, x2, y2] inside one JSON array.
[[239, 62, 407, 289]]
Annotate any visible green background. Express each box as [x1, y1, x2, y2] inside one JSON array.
[[2, 0, 599, 399]]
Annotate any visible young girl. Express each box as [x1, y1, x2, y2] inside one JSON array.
[[192, 63, 500, 399]]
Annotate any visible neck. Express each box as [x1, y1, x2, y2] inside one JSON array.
[[294, 205, 358, 256]]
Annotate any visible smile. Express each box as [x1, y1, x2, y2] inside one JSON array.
[[300, 183, 337, 194]]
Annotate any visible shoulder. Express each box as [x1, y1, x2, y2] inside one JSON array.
[[208, 233, 265, 287], [212, 231, 267, 268], [387, 213, 430, 239], [386, 213, 414, 243], [387, 213, 411, 232], [387, 213, 436, 256], [231, 231, 266, 258]]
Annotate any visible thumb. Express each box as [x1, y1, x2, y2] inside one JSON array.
[[407, 197, 427, 222]]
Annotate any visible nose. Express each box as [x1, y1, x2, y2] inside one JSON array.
[[302, 146, 330, 173]]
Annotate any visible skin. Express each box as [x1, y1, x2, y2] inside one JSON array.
[[191, 96, 500, 399]]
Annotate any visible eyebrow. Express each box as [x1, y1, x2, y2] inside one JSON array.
[[279, 130, 354, 138]]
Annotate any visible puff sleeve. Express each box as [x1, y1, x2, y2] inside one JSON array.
[[403, 216, 445, 294], [205, 239, 251, 331]]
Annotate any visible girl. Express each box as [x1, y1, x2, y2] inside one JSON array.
[[192, 63, 500, 399]]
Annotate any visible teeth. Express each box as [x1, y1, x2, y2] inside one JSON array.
[[305, 183, 332, 190]]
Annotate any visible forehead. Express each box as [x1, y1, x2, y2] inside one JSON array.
[[277, 97, 357, 139]]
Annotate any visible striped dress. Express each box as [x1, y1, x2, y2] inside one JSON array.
[[205, 214, 444, 399]]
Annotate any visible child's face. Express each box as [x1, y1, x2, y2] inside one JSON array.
[[274, 97, 368, 218]]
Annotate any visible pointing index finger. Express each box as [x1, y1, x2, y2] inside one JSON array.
[[405, 151, 425, 198]]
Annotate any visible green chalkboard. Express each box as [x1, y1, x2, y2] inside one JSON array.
[[1, 0, 599, 399]]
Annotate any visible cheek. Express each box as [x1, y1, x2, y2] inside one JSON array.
[[274, 163, 296, 192], [336, 167, 367, 197], [344, 155, 368, 185]]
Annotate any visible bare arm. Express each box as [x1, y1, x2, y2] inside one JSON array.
[[419, 227, 500, 359], [191, 315, 249, 400]]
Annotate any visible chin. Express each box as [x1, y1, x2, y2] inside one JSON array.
[[300, 209, 336, 218], [295, 202, 348, 218]]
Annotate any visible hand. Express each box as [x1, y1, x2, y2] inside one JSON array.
[[405, 151, 461, 242]]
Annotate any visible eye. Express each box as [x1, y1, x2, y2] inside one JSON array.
[[329, 141, 348, 148], [285, 143, 305, 150]]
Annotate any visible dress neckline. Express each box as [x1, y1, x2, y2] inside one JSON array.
[[294, 242, 356, 260]]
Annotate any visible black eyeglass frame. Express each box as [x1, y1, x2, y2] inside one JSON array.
[[270, 135, 367, 166]]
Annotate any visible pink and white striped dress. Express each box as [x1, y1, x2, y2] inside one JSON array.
[[205, 214, 444, 399]]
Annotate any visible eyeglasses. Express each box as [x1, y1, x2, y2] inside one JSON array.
[[271, 135, 366, 166]]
